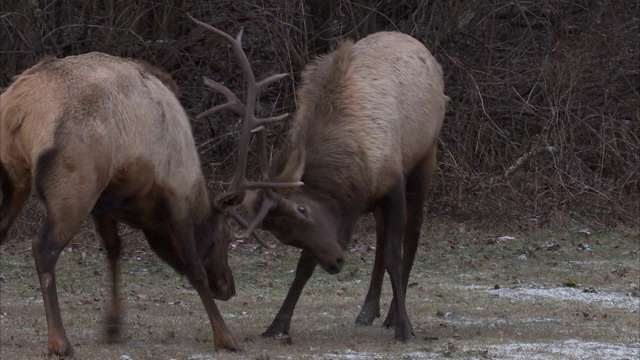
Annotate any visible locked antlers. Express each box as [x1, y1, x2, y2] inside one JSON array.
[[188, 14, 301, 246]]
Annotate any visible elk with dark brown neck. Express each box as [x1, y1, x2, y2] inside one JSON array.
[[189, 15, 448, 344]]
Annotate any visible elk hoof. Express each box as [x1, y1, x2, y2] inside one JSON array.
[[276, 334, 293, 345], [355, 308, 378, 326], [105, 314, 123, 343], [49, 340, 74, 358], [382, 312, 396, 328], [105, 323, 122, 343], [261, 322, 288, 338], [394, 322, 414, 343], [214, 334, 240, 352]]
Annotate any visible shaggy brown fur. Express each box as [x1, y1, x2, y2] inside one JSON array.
[[0, 52, 243, 356]]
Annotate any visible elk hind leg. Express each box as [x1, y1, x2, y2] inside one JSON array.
[[34, 197, 100, 355], [382, 153, 435, 329], [91, 214, 123, 342], [33, 152, 105, 356], [379, 179, 413, 342]]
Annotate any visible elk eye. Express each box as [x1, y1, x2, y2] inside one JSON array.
[[297, 205, 307, 216]]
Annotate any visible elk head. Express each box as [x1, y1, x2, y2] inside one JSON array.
[[201, 191, 246, 300]]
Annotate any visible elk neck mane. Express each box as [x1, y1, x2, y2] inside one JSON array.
[[276, 39, 379, 209]]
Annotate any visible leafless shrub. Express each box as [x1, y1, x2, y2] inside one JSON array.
[[1, 0, 637, 232]]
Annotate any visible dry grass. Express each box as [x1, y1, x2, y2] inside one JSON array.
[[1, 218, 638, 359]]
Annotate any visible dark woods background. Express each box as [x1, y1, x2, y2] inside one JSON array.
[[1, 1, 638, 229]]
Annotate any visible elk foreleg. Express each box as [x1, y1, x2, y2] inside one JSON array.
[[166, 213, 239, 351], [191, 275, 239, 351], [379, 181, 413, 342], [263, 249, 317, 338], [355, 207, 386, 326], [92, 214, 123, 343]]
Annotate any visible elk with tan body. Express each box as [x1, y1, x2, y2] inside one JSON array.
[[190, 16, 447, 344], [0, 52, 246, 356]]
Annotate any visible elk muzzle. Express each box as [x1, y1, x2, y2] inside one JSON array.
[[207, 262, 236, 300]]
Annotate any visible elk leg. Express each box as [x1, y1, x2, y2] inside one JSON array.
[[33, 192, 99, 356], [165, 211, 239, 351], [379, 180, 413, 343], [91, 214, 123, 342], [355, 207, 386, 326], [263, 249, 317, 338], [383, 154, 434, 329], [33, 221, 75, 357], [0, 163, 31, 244], [191, 276, 239, 351]]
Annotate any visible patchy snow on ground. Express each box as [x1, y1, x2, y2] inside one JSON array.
[[481, 339, 640, 360], [451, 284, 639, 311], [272, 340, 639, 359], [483, 285, 639, 311], [272, 339, 639, 359]]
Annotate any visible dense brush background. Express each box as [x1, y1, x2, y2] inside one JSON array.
[[1, 0, 638, 231]]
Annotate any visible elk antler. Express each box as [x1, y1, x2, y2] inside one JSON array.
[[188, 14, 301, 247]]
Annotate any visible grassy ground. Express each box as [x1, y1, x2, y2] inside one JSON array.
[[1, 216, 638, 359]]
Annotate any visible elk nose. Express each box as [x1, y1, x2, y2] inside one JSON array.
[[326, 257, 345, 275], [211, 275, 236, 300], [217, 285, 236, 301], [225, 288, 237, 300]]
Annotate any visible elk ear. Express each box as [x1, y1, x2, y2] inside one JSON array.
[[213, 191, 245, 211], [277, 147, 305, 183]]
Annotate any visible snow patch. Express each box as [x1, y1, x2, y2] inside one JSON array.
[[491, 286, 640, 310], [484, 339, 640, 360]]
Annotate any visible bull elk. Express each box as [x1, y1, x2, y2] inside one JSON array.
[[0, 52, 247, 356], [189, 15, 448, 344]]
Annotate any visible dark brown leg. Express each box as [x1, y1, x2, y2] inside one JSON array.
[[382, 153, 435, 329], [190, 272, 239, 351], [371, 179, 413, 342], [91, 214, 123, 342], [263, 249, 317, 337], [164, 208, 239, 351], [355, 207, 385, 326], [29, 142, 112, 357], [33, 195, 97, 357]]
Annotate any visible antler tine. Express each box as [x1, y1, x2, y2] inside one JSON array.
[[188, 15, 248, 120], [256, 73, 289, 92], [189, 13, 295, 188], [196, 76, 246, 119], [187, 16, 257, 125], [187, 13, 240, 50], [250, 113, 290, 135], [255, 113, 290, 128], [188, 13, 302, 247], [255, 123, 270, 179], [230, 210, 275, 249], [237, 197, 277, 240], [188, 14, 255, 190]]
